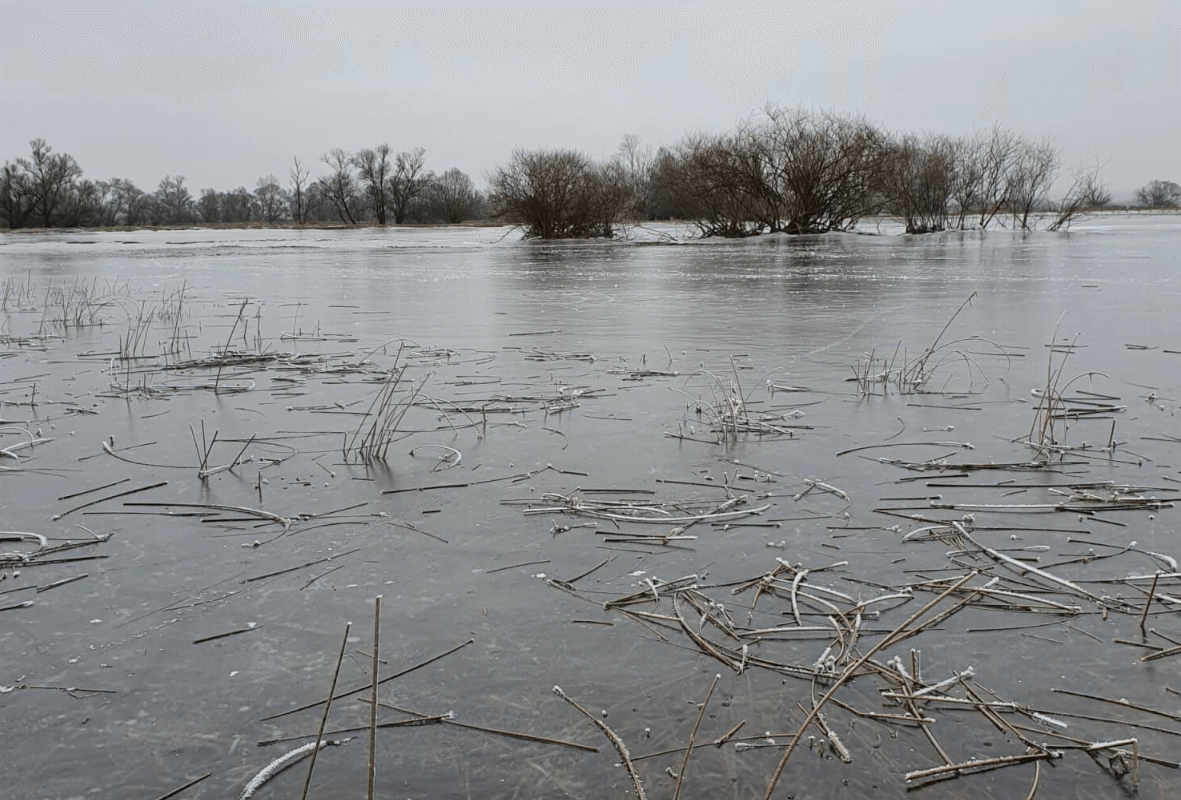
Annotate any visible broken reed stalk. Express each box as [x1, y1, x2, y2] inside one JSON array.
[[299, 621, 352, 800], [883, 666, 954, 768], [673, 674, 720, 800], [553, 685, 647, 800], [152, 773, 211, 800], [374, 700, 599, 752], [368, 596, 381, 800], [813, 710, 853, 764], [905, 751, 1059, 783], [258, 714, 451, 747], [123, 500, 289, 533], [1139, 572, 1160, 632], [215, 298, 249, 394], [1085, 738, 1140, 789], [261, 638, 474, 722], [1025, 752, 1042, 800], [239, 740, 349, 800], [761, 571, 978, 800], [53, 480, 167, 520]]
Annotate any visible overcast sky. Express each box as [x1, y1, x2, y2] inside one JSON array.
[[1, 2, 1177, 198]]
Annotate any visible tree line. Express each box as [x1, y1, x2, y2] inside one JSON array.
[[489, 108, 1133, 239], [2, 106, 1179, 236], [0, 140, 485, 229]]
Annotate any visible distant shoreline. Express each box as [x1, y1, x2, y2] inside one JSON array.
[[0, 220, 509, 235], [1, 209, 1178, 237]]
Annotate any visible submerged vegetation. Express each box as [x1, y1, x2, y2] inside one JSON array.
[[6, 104, 1175, 238]]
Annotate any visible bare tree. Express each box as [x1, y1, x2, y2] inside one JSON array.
[[154, 175, 194, 224], [353, 144, 392, 224], [302, 181, 331, 222], [0, 162, 34, 228], [117, 180, 150, 226], [255, 174, 287, 224], [387, 147, 433, 224], [289, 156, 311, 224], [221, 187, 257, 223], [613, 134, 655, 219], [75, 181, 104, 226], [1135, 179, 1181, 208], [317, 148, 360, 224], [91, 180, 114, 226], [419, 168, 482, 224], [15, 138, 84, 227], [487, 148, 630, 239], [197, 187, 221, 224], [745, 106, 892, 234], [89, 178, 148, 227]]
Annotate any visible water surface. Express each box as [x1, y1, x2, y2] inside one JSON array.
[[3, 216, 1181, 799]]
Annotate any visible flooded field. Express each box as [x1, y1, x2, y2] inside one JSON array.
[[3, 216, 1181, 799]]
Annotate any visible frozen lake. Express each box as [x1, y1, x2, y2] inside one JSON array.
[[3, 215, 1181, 799]]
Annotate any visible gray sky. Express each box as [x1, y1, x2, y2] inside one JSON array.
[[2, 2, 1177, 198]]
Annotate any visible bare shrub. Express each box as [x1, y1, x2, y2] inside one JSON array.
[[654, 133, 767, 237], [487, 148, 630, 239], [885, 134, 956, 233], [1007, 136, 1060, 231], [748, 106, 892, 235], [1047, 159, 1109, 232]]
